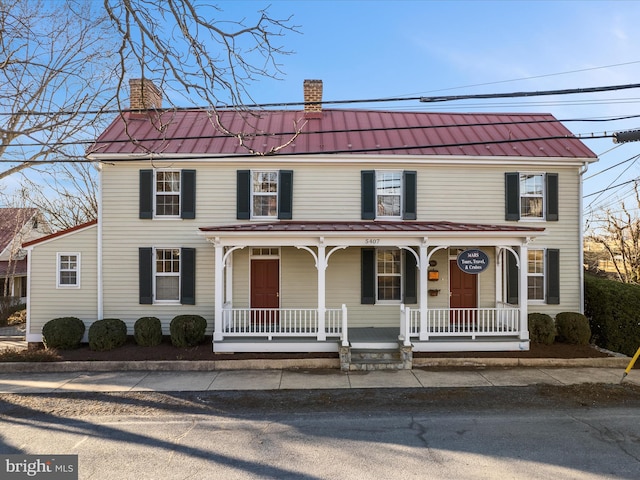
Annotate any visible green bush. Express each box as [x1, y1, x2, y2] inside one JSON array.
[[555, 312, 591, 345], [170, 314, 206, 348], [42, 317, 85, 350], [134, 316, 163, 346], [584, 273, 640, 356], [528, 313, 556, 345], [88, 318, 127, 351]]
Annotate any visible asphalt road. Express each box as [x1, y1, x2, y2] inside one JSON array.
[[1, 384, 639, 479]]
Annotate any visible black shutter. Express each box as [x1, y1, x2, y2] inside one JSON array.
[[237, 170, 251, 219], [278, 170, 293, 220], [139, 170, 154, 219], [361, 171, 376, 220], [139, 247, 153, 304], [181, 170, 196, 219], [546, 173, 559, 221], [546, 249, 560, 304], [403, 171, 417, 220], [506, 250, 519, 304], [181, 247, 196, 305], [403, 250, 417, 304], [505, 172, 520, 221], [361, 248, 376, 304]]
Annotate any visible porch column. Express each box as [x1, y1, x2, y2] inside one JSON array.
[[518, 243, 529, 341], [214, 241, 224, 342], [317, 243, 326, 341], [419, 243, 429, 341]]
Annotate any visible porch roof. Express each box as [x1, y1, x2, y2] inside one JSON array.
[[200, 220, 545, 235]]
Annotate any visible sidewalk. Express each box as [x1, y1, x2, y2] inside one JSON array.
[[0, 364, 638, 394]]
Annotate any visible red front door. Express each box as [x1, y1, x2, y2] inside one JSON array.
[[450, 259, 477, 324], [251, 259, 279, 324]]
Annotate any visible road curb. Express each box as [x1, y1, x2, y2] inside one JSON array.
[[0, 356, 630, 373]]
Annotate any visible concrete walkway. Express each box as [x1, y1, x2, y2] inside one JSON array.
[[0, 366, 638, 394]]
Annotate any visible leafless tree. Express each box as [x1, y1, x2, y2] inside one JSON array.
[[0, 0, 117, 181], [588, 183, 640, 284], [1, 0, 299, 224]]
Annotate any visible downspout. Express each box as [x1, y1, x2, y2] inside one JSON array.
[[579, 161, 589, 314], [97, 163, 103, 320]]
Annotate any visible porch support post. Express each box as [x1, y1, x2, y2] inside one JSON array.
[[419, 242, 429, 341], [317, 241, 326, 341], [518, 243, 529, 341], [214, 240, 224, 342]]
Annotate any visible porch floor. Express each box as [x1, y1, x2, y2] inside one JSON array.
[[349, 327, 399, 349]]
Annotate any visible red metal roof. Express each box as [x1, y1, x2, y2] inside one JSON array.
[[200, 220, 545, 234], [22, 219, 97, 248], [89, 109, 597, 159]]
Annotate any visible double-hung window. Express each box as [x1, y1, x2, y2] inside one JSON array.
[[139, 247, 196, 305], [527, 249, 545, 301], [376, 171, 402, 218], [506, 248, 559, 305], [252, 171, 278, 218], [361, 247, 417, 305], [361, 170, 417, 220], [236, 170, 293, 220], [155, 171, 181, 217], [155, 248, 180, 302], [505, 172, 558, 221], [377, 248, 402, 301], [139, 169, 196, 219], [57, 253, 80, 288]]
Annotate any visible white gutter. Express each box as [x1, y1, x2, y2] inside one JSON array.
[[97, 163, 103, 320]]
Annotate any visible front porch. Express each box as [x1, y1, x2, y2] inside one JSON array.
[[212, 304, 527, 354]]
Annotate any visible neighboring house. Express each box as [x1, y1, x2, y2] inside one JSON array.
[[0, 208, 51, 302], [24, 79, 598, 361]]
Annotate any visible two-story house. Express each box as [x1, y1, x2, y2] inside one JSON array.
[[24, 79, 598, 360]]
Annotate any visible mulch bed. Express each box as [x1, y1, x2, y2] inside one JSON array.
[[46, 336, 614, 362]]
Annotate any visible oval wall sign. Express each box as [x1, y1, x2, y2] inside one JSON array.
[[457, 249, 489, 274]]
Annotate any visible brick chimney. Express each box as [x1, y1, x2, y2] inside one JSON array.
[[303, 79, 323, 118], [129, 78, 162, 110]]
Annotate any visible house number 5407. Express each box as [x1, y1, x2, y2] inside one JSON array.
[[365, 238, 380, 245]]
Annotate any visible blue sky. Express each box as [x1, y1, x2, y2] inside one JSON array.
[[212, 0, 640, 228]]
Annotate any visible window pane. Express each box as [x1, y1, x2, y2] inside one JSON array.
[[521, 174, 543, 196], [528, 250, 543, 274], [156, 276, 179, 301], [378, 276, 401, 301], [156, 194, 180, 216], [528, 277, 544, 300], [252, 195, 277, 217], [521, 197, 543, 218], [253, 171, 278, 193], [156, 249, 180, 273], [252, 171, 278, 217], [60, 271, 77, 285]]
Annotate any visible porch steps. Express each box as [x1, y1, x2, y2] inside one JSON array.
[[346, 346, 413, 371]]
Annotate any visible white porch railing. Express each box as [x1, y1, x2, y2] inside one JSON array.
[[221, 305, 347, 343], [404, 306, 521, 340]]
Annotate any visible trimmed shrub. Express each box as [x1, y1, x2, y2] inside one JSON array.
[[42, 317, 85, 350], [584, 273, 640, 356], [528, 313, 556, 345], [555, 312, 591, 345], [88, 318, 127, 351], [134, 316, 163, 347], [170, 314, 206, 348]]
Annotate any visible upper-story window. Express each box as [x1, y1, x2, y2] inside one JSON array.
[[156, 171, 181, 217], [57, 253, 80, 288], [376, 171, 402, 218], [505, 172, 558, 222], [361, 170, 417, 220], [139, 169, 196, 220], [237, 170, 293, 220], [252, 171, 278, 218], [520, 174, 544, 219]]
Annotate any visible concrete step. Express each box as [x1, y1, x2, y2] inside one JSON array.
[[349, 348, 407, 371]]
